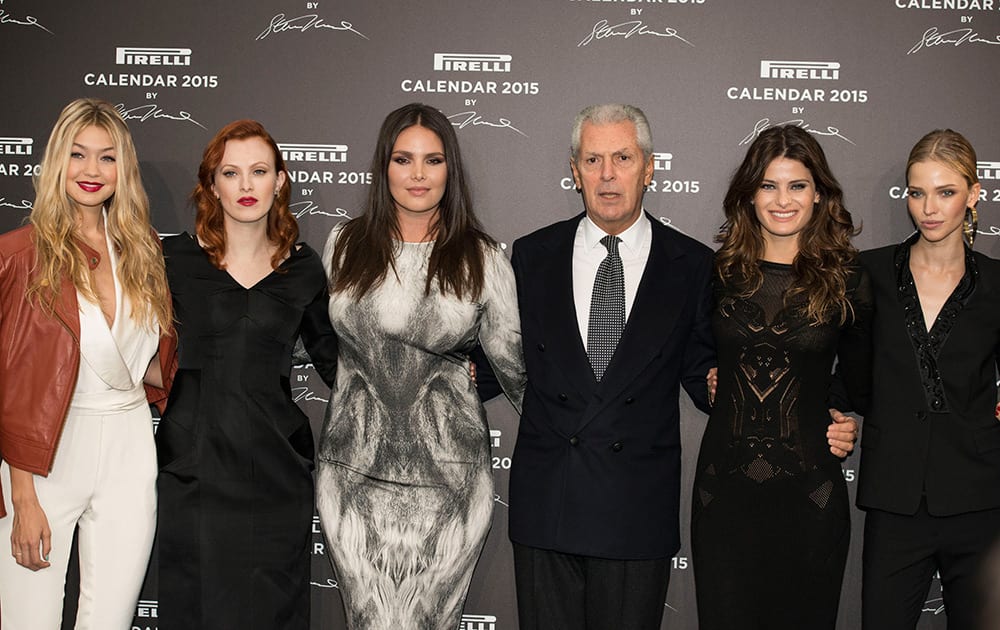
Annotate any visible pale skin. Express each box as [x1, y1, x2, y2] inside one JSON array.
[[388, 125, 447, 242], [705, 156, 858, 458], [570, 120, 653, 237], [9, 126, 164, 570], [905, 159, 980, 331], [210, 136, 289, 287]]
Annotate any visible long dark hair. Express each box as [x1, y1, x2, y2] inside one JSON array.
[[330, 103, 494, 300], [715, 125, 858, 325]]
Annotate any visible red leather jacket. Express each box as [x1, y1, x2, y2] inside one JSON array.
[[0, 225, 176, 518]]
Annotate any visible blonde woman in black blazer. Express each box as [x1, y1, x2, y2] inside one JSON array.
[[855, 129, 1000, 630]]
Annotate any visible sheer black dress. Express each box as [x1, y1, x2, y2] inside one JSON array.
[[692, 261, 871, 630]]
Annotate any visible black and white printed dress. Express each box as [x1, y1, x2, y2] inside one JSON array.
[[316, 227, 525, 630]]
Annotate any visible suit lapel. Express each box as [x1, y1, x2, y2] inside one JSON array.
[[539, 215, 598, 398], [576, 217, 688, 429]]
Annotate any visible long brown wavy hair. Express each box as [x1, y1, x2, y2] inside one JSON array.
[[27, 98, 172, 332], [715, 125, 859, 325], [193, 120, 297, 269], [330, 103, 495, 300]]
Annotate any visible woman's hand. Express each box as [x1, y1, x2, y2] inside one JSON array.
[[827, 408, 858, 458], [8, 467, 52, 571]]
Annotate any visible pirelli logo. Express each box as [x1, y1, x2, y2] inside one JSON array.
[[653, 152, 673, 171], [977, 161, 1000, 181], [278, 143, 348, 163], [760, 60, 840, 80], [433, 53, 511, 72], [116, 47, 192, 66], [0, 138, 32, 156], [136, 599, 158, 619], [460, 614, 497, 630]]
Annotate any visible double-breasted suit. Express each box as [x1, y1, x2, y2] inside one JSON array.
[[509, 212, 715, 560]]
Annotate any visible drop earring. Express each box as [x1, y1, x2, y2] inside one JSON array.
[[964, 206, 978, 248]]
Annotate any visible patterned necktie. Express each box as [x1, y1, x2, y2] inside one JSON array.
[[587, 235, 625, 381]]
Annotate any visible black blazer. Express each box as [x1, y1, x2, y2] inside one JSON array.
[[508, 213, 715, 560], [857, 242, 1000, 517]]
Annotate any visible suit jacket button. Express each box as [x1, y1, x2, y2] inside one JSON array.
[[915, 411, 927, 421], [537, 343, 545, 352], [569, 436, 579, 446], [611, 442, 623, 452], [558, 393, 568, 402], [625, 397, 635, 404]]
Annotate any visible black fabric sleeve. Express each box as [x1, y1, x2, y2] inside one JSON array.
[[829, 266, 873, 415]]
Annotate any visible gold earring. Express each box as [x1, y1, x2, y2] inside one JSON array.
[[964, 206, 978, 248]]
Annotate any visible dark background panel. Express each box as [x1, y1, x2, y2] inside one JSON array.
[[2, 1, 998, 628]]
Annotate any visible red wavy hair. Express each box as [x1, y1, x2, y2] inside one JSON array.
[[193, 119, 297, 269]]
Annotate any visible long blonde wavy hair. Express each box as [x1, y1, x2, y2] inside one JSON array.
[[27, 98, 172, 333]]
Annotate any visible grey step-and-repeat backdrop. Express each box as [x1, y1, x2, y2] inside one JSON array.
[[2, 1, 998, 628]]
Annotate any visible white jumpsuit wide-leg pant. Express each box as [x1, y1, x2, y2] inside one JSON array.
[[0, 400, 157, 630]]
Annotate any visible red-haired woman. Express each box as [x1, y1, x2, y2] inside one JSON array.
[[155, 120, 338, 629]]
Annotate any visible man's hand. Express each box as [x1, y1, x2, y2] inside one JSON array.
[[706, 367, 717, 406], [827, 408, 858, 458]]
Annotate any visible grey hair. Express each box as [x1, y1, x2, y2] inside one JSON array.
[[570, 103, 653, 161]]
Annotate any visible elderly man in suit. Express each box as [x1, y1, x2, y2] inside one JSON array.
[[507, 103, 716, 630]]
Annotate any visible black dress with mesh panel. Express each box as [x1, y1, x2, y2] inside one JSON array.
[[691, 260, 871, 630]]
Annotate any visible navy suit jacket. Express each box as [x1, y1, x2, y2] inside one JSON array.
[[508, 212, 715, 560]]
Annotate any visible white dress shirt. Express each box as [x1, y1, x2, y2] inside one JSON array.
[[572, 213, 652, 349]]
